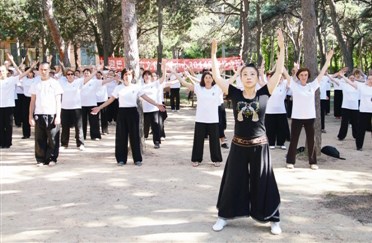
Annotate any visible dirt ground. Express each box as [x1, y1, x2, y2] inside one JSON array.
[[1, 105, 372, 242]]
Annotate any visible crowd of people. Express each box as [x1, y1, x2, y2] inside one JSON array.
[[1, 37, 372, 235]]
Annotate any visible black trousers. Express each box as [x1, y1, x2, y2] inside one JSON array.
[[265, 113, 290, 146], [115, 108, 142, 163], [61, 109, 84, 147], [170, 88, 180, 111], [0, 107, 14, 148], [191, 122, 222, 163], [144, 111, 161, 144], [356, 112, 372, 149], [34, 114, 60, 164], [337, 108, 359, 140], [326, 90, 331, 114], [14, 93, 23, 126], [287, 119, 317, 165], [218, 104, 227, 139], [217, 143, 280, 222], [97, 101, 109, 134], [107, 98, 118, 122], [333, 90, 343, 117], [320, 99, 328, 130], [285, 96, 293, 118], [21, 96, 31, 138], [82, 106, 101, 140], [159, 106, 167, 138]]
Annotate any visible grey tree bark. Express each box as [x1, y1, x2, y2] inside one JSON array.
[[42, 0, 71, 66], [301, 0, 322, 155]]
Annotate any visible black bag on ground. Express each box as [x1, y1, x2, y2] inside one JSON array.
[[321, 146, 346, 160]]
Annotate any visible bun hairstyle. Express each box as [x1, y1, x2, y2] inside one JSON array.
[[296, 68, 311, 79], [241, 63, 259, 76]]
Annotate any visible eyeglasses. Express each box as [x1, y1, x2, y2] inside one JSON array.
[[66, 73, 74, 76]]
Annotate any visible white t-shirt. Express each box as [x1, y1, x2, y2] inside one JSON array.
[[21, 77, 36, 97], [59, 78, 84, 109], [266, 80, 288, 114], [0, 76, 18, 107], [357, 82, 372, 113], [340, 80, 359, 110], [96, 79, 108, 102], [81, 78, 102, 107], [111, 84, 144, 108], [29, 78, 63, 115], [106, 80, 118, 97], [290, 79, 319, 119], [141, 81, 161, 113], [169, 74, 181, 89], [194, 84, 222, 123], [319, 76, 330, 100], [158, 81, 166, 103], [332, 78, 342, 91]]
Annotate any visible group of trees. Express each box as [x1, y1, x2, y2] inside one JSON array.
[[1, 0, 371, 73]]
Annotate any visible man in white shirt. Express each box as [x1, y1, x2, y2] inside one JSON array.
[[29, 62, 64, 166]]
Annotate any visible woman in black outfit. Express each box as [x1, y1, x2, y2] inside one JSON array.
[[211, 30, 285, 235]]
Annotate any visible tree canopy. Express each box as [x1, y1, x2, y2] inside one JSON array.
[[0, 0, 371, 72]]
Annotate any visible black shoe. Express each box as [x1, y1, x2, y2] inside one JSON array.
[[134, 161, 142, 166], [21, 136, 30, 139], [154, 142, 160, 149], [221, 143, 229, 149]]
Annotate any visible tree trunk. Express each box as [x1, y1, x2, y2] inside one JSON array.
[[42, 0, 70, 66], [239, 0, 249, 63], [100, 1, 114, 66], [121, 0, 144, 153], [327, 0, 353, 71], [156, 0, 163, 75], [302, 0, 321, 156], [121, 0, 140, 78], [256, 0, 263, 66]]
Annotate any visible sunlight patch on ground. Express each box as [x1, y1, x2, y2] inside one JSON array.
[[132, 191, 157, 197], [154, 208, 196, 213], [125, 217, 189, 227], [105, 178, 130, 187], [3, 230, 59, 242], [137, 232, 209, 241], [0, 190, 20, 195], [202, 170, 223, 177], [43, 171, 80, 181]]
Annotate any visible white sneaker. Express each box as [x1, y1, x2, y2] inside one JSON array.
[[286, 163, 294, 169], [269, 146, 275, 149], [79, 145, 85, 151], [212, 218, 227, 232], [310, 164, 319, 170], [280, 145, 286, 150], [270, 222, 282, 235]]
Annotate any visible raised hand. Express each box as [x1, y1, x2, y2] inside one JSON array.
[[326, 49, 334, 61], [211, 39, 218, 56], [277, 29, 284, 49]]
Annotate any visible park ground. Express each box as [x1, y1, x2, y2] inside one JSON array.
[[1, 102, 372, 242]]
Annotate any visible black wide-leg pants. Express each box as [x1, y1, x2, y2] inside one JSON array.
[[217, 143, 280, 222]]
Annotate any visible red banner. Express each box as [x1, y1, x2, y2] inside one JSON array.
[[102, 57, 242, 72]]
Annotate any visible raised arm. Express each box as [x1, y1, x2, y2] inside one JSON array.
[[267, 29, 285, 94], [316, 49, 334, 83], [340, 74, 357, 89], [158, 60, 168, 84], [326, 73, 340, 86], [282, 67, 292, 88], [211, 40, 229, 94], [172, 70, 194, 91]]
